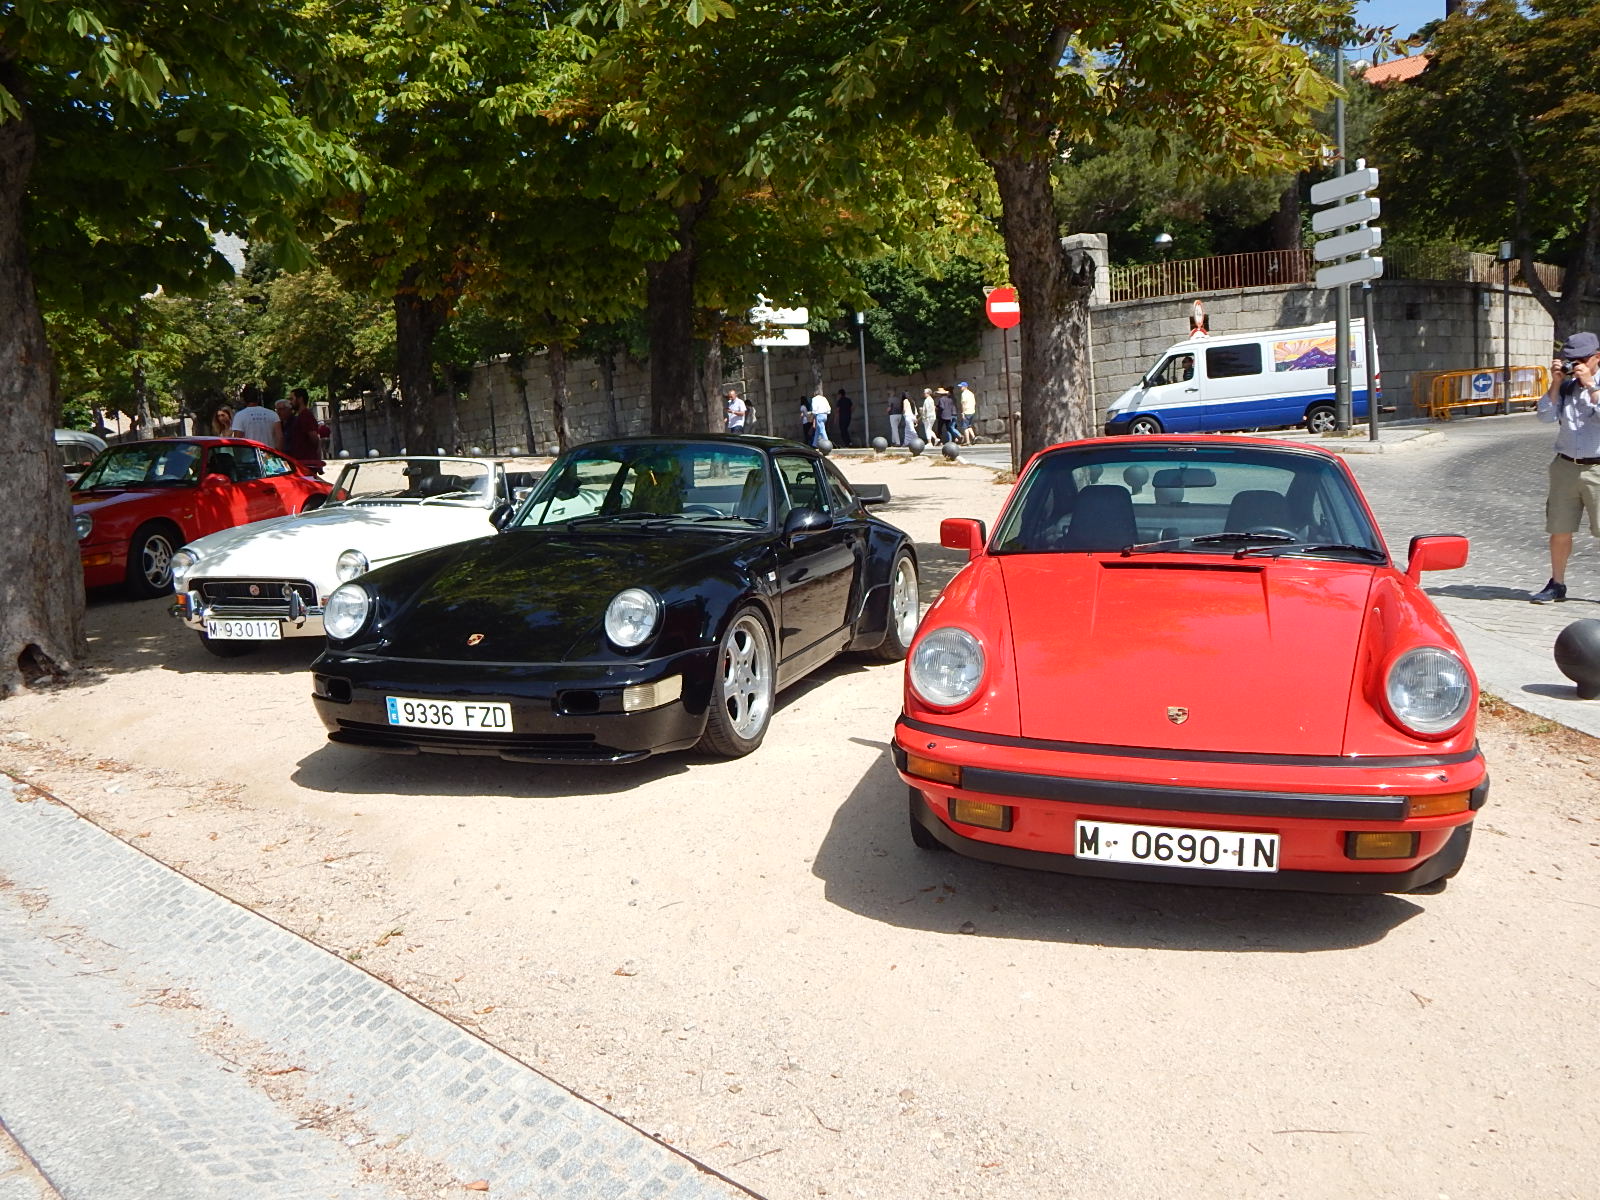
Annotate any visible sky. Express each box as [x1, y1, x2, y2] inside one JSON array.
[[1354, 0, 1449, 56]]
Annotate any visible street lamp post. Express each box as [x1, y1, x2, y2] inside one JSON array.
[[1498, 240, 1515, 416], [855, 311, 871, 445]]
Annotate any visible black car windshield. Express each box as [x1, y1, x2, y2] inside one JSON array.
[[515, 442, 771, 529], [990, 443, 1385, 559], [75, 442, 203, 489]]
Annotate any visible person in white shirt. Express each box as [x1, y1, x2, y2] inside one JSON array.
[[958, 382, 978, 444], [809, 389, 831, 446], [1531, 330, 1600, 603], [229, 391, 281, 449], [725, 388, 747, 433]]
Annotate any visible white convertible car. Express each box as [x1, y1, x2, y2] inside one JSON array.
[[170, 455, 539, 656]]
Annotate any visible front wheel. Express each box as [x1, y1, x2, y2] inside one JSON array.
[[1305, 404, 1337, 435], [864, 551, 919, 662], [125, 524, 178, 598], [697, 609, 775, 757], [1126, 415, 1162, 436]]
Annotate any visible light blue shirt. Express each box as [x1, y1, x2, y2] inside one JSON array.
[[1538, 375, 1600, 459]]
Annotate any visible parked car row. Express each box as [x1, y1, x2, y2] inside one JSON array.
[[68, 431, 1488, 896]]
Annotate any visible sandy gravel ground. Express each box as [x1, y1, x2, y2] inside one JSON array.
[[3, 453, 1599, 1200]]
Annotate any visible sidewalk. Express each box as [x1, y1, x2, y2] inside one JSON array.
[[0, 779, 758, 1200]]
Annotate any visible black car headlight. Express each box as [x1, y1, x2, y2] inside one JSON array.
[[1385, 646, 1472, 735], [324, 583, 372, 641], [909, 627, 985, 708], [604, 588, 661, 649], [72, 514, 93, 541]]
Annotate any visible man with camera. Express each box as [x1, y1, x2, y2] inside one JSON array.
[[1531, 330, 1600, 603]]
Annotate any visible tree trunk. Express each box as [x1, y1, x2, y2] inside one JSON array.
[[990, 152, 1097, 460], [697, 314, 724, 431], [511, 356, 538, 454], [646, 181, 717, 434], [597, 345, 621, 437], [807, 337, 826, 398], [393, 268, 448, 455], [546, 341, 573, 452], [0, 100, 85, 694], [1269, 179, 1301, 251]]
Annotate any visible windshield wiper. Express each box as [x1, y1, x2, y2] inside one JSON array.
[[1233, 542, 1387, 561], [1191, 531, 1298, 546], [1122, 538, 1188, 556]]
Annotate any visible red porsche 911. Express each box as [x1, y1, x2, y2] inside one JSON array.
[[895, 436, 1487, 894]]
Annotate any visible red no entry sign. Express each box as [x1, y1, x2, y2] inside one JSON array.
[[985, 286, 1020, 329]]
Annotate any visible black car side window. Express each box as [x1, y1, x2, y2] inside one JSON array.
[[820, 461, 858, 515], [775, 455, 824, 516]]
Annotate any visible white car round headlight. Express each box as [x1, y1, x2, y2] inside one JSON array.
[[324, 583, 372, 641], [1386, 646, 1471, 735], [72, 514, 93, 542], [910, 627, 986, 708], [170, 548, 199, 589], [605, 588, 660, 649], [335, 549, 369, 582]]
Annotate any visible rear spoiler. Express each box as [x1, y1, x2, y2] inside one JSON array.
[[854, 483, 891, 506]]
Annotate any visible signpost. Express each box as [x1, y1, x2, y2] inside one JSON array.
[[750, 299, 810, 433], [985, 287, 1021, 471], [1309, 131, 1384, 438]]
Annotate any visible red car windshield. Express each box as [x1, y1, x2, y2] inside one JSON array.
[[991, 444, 1384, 558], [76, 442, 203, 489]]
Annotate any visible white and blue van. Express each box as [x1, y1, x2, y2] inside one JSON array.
[[1103, 320, 1379, 436]]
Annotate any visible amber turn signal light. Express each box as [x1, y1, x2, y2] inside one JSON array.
[[905, 753, 961, 787], [1406, 791, 1471, 818], [948, 798, 1012, 832], [1346, 831, 1420, 860]]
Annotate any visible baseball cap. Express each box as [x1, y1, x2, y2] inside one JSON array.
[[1561, 331, 1599, 359], [958, 381, 968, 387]]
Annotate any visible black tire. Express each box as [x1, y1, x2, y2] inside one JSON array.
[[125, 523, 180, 598], [1126, 415, 1162, 436], [863, 551, 919, 662], [197, 633, 255, 658], [1305, 404, 1337, 435], [697, 608, 776, 757], [908, 787, 948, 852]]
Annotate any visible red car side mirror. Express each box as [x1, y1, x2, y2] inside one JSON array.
[[941, 517, 987, 561], [201, 472, 232, 488], [1405, 534, 1469, 580]]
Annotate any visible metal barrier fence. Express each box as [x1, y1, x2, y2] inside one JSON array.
[[1412, 364, 1552, 420]]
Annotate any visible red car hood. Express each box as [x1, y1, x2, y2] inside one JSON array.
[[997, 555, 1376, 755]]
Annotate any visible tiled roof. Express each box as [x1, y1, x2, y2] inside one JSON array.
[[1360, 54, 1430, 85]]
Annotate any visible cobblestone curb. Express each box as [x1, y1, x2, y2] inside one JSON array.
[[0, 787, 757, 1200]]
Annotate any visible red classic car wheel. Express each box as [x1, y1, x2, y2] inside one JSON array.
[[126, 523, 179, 598]]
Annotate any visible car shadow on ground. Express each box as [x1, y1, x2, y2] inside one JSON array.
[[810, 741, 1426, 953], [1426, 582, 1598, 606], [79, 589, 326, 678]]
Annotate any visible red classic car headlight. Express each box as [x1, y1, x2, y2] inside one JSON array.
[[909, 627, 985, 708], [1384, 646, 1472, 736]]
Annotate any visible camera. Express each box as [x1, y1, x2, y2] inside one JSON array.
[[1564, 359, 1583, 375]]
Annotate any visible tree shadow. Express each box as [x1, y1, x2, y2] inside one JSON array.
[[810, 741, 1425, 952]]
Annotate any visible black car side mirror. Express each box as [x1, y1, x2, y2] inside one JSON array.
[[782, 507, 832, 541], [491, 503, 515, 531]]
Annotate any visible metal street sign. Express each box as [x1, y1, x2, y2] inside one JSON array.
[[1313, 225, 1383, 262], [1308, 166, 1380, 207], [1314, 255, 1384, 289], [985, 286, 1021, 329], [1311, 196, 1381, 234], [750, 302, 808, 326], [753, 327, 810, 348]]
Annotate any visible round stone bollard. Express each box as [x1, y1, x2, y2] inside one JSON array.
[[815, 438, 833, 456], [1555, 618, 1600, 700], [907, 437, 926, 457], [871, 436, 888, 454], [941, 441, 961, 461]]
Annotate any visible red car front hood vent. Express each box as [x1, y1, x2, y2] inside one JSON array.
[[998, 555, 1375, 755]]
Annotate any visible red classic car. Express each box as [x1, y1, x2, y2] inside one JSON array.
[[896, 436, 1487, 894], [73, 438, 331, 597]]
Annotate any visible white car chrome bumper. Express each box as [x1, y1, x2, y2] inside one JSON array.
[[172, 584, 326, 638]]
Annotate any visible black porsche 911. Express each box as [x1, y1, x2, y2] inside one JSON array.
[[310, 435, 920, 762]]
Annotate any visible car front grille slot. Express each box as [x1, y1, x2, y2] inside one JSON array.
[[334, 720, 610, 759], [200, 579, 317, 614]]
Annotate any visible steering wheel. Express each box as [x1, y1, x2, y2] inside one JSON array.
[[681, 503, 724, 517]]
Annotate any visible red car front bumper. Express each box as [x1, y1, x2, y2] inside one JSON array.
[[894, 715, 1487, 894]]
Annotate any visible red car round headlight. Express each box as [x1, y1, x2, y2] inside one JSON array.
[[909, 627, 986, 709], [1384, 646, 1472, 736]]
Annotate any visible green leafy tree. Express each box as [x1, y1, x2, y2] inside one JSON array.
[[1371, 0, 1599, 337], [856, 257, 986, 379], [0, 0, 339, 692]]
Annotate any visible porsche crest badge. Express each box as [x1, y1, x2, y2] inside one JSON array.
[[467, 633, 485, 646], [1166, 706, 1189, 725]]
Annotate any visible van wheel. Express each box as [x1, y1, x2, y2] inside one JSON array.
[[1305, 404, 1337, 434], [1126, 416, 1162, 436]]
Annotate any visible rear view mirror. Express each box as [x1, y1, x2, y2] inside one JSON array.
[[941, 517, 987, 561], [1406, 534, 1468, 579], [1151, 467, 1216, 489], [782, 507, 832, 541], [491, 503, 515, 531]]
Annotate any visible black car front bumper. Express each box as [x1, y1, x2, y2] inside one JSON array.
[[312, 645, 718, 764]]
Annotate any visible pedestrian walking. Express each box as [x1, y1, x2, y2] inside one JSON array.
[[887, 394, 905, 446], [958, 381, 977, 444], [210, 405, 234, 437], [799, 397, 814, 444], [919, 388, 937, 444], [229, 388, 281, 449], [835, 389, 854, 447], [1531, 330, 1600, 603], [900, 393, 917, 444], [935, 387, 957, 443], [284, 387, 325, 474], [810, 388, 832, 446], [725, 387, 747, 433]]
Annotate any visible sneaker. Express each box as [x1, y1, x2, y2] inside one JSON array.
[[1530, 579, 1568, 604]]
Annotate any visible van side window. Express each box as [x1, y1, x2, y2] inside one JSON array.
[[1206, 344, 1262, 379], [1151, 354, 1195, 386]]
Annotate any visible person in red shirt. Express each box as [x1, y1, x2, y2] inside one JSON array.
[[285, 388, 325, 475]]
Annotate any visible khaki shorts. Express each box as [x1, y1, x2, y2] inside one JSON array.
[[1547, 455, 1600, 535]]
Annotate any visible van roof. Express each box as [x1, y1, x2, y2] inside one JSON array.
[[1167, 319, 1364, 352]]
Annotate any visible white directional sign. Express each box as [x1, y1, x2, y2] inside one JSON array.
[[1309, 166, 1380, 207], [1313, 255, 1384, 289], [753, 327, 810, 348], [1313, 225, 1383, 262], [750, 301, 809, 326], [1311, 195, 1381, 234]]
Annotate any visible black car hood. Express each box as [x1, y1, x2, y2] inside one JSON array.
[[369, 526, 760, 662]]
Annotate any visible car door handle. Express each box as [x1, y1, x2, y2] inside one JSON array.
[[1184, 386, 1199, 393]]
